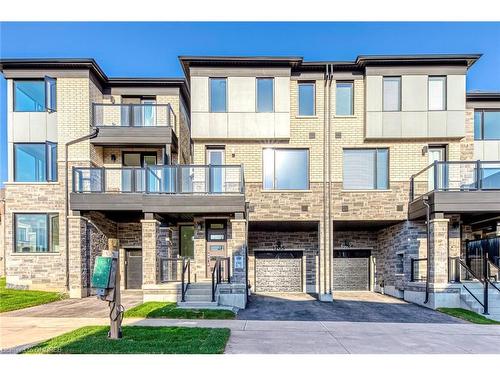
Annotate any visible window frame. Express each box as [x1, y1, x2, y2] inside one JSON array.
[[13, 142, 58, 183], [256, 77, 275, 113], [262, 148, 310, 191], [342, 148, 390, 190], [13, 212, 59, 253], [298, 81, 316, 116], [13, 77, 57, 113], [179, 224, 195, 259], [428, 76, 447, 111], [209, 77, 228, 113], [474, 109, 500, 141], [335, 81, 354, 116], [382, 76, 401, 112]]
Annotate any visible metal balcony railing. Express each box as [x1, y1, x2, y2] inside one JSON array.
[[92, 103, 175, 128], [409, 160, 500, 201], [72, 165, 245, 194]]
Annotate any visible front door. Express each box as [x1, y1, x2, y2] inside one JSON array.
[[125, 249, 143, 289], [206, 242, 228, 278], [428, 146, 447, 191], [207, 148, 225, 193], [205, 219, 228, 277]]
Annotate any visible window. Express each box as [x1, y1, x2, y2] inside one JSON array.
[[256, 78, 274, 112], [428, 76, 446, 111], [383, 77, 401, 111], [14, 213, 59, 253], [14, 143, 57, 182], [298, 82, 315, 116], [343, 149, 389, 190], [209, 78, 227, 112], [14, 77, 56, 112], [396, 253, 404, 274], [263, 148, 309, 190], [474, 110, 500, 140], [206, 220, 227, 242], [336, 82, 354, 116]]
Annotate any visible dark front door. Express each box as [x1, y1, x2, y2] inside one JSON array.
[[126, 249, 143, 289]]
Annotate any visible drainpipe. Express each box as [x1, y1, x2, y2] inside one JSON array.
[[320, 66, 327, 296], [327, 64, 333, 295], [64, 128, 100, 291], [422, 195, 430, 304]]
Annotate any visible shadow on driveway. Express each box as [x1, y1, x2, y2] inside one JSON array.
[[237, 291, 465, 323]]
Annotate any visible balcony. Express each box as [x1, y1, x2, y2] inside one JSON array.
[[90, 103, 177, 145], [408, 161, 500, 219], [70, 165, 246, 214]]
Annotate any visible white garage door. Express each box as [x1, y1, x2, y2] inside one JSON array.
[[255, 252, 302, 293]]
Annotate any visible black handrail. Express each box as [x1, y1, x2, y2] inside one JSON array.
[[211, 257, 231, 303], [181, 257, 191, 302], [451, 257, 489, 314]]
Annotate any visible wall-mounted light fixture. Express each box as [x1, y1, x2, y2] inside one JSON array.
[[111, 154, 116, 162], [422, 146, 428, 156]]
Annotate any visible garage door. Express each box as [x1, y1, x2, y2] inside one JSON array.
[[255, 251, 302, 293], [332, 256, 370, 291]]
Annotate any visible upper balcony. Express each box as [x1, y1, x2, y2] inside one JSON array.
[[70, 165, 245, 214], [90, 103, 177, 146], [409, 161, 500, 219]]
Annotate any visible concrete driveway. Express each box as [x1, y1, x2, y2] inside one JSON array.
[[237, 291, 464, 323]]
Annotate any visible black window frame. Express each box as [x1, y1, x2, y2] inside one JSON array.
[[13, 212, 59, 253], [13, 77, 57, 113], [342, 148, 390, 190], [13, 142, 58, 182], [335, 81, 354, 116], [474, 109, 500, 140], [206, 219, 227, 242], [262, 148, 310, 191], [298, 81, 316, 116]]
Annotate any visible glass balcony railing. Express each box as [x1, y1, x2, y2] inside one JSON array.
[[410, 160, 500, 201], [72, 165, 245, 194], [91, 103, 175, 127]]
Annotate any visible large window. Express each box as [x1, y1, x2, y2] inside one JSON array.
[[298, 82, 315, 116], [428, 76, 447, 111], [383, 77, 401, 112], [14, 143, 57, 182], [343, 149, 389, 190], [209, 78, 227, 113], [336, 82, 354, 116], [14, 77, 56, 112], [14, 213, 59, 253], [263, 148, 309, 190], [256, 78, 274, 112], [474, 110, 500, 140]]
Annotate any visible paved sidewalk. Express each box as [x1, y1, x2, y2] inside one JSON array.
[[2, 316, 500, 354]]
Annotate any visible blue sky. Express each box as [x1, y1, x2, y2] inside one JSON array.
[[1, 22, 500, 185]]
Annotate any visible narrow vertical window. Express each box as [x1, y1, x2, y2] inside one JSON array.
[[383, 77, 401, 111], [298, 82, 315, 116], [210, 78, 227, 113], [45, 76, 57, 112], [336, 82, 354, 116], [256, 78, 274, 112], [428, 76, 446, 111]]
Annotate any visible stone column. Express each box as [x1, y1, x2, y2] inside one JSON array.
[[68, 213, 86, 298], [193, 217, 206, 280], [141, 216, 160, 287], [228, 216, 247, 285], [428, 217, 450, 285], [318, 219, 332, 301]]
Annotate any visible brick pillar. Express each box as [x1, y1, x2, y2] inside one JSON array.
[[142, 218, 160, 287], [68, 214, 86, 298], [428, 217, 450, 285], [228, 217, 247, 285], [448, 215, 461, 259], [193, 217, 206, 280], [318, 219, 332, 301]]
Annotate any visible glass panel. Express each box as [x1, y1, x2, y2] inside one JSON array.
[[143, 155, 157, 166], [383, 77, 401, 111], [427, 148, 445, 191], [121, 169, 133, 192], [263, 148, 275, 189], [50, 214, 59, 252], [428, 76, 446, 111], [47, 143, 57, 181], [275, 149, 308, 190], [336, 82, 353, 116], [15, 214, 48, 253], [142, 100, 156, 126], [257, 78, 274, 112], [123, 153, 141, 167], [180, 226, 194, 258], [481, 167, 500, 190], [483, 111, 500, 140], [298, 83, 315, 116], [474, 111, 483, 140], [376, 149, 389, 189], [45, 76, 57, 112], [343, 149, 376, 189], [14, 81, 45, 112], [14, 144, 47, 182], [208, 150, 224, 193], [210, 78, 227, 112]]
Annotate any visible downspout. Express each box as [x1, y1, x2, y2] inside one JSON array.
[[327, 64, 333, 295], [64, 128, 100, 292], [423, 196, 430, 304], [322, 64, 330, 296], [320, 65, 328, 296]]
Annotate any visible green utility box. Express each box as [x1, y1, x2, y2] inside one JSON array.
[[92, 256, 113, 289]]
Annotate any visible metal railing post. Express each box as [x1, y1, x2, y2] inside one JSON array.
[[484, 251, 489, 314], [410, 176, 414, 201], [181, 257, 186, 302], [476, 160, 482, 190], [227, 257, 231, 284], [433, 160, 439, 191], [101, 167, 106, 193]]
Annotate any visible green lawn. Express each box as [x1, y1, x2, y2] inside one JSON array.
[[0, 277, 66, 313], [437, 308, 500, 324], [23, 325, 230, 354], [124, 301, 236, 319]]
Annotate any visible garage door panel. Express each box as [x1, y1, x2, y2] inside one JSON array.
[[332, 258, 369, 291], [255, 257, 302, 293]]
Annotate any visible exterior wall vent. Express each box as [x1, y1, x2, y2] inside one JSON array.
[[301, 205, 309, 212], [397, 204, 404, 212], [309, 132, 316, 139], [342, 205, 349, 212], [335, 132, 342, 139]]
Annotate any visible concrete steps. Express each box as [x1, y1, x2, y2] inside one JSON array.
[[176, 282, 230, 309], [459, 282, 500, 321]]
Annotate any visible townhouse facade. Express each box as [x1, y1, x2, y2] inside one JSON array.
[[0, 54, 499, 312]]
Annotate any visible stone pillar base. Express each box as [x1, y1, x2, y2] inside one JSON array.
[[319, 293, 333, 302]]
